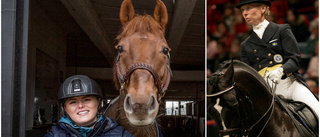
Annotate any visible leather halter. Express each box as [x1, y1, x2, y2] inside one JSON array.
[[116, 52, 172, 99]]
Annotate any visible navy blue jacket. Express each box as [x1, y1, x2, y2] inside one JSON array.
[[240, 22, 301, 76], [44, 115, 134, 137], [239, 22, 319, 95]]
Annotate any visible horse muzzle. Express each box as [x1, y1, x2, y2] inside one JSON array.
[[124, 93, 159, 126]]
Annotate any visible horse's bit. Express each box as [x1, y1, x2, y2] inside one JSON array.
[[115, 49, 173, 99]]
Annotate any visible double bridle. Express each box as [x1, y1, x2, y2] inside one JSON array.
[[115, 51, 173, 100], [207, 73, 275, 137]]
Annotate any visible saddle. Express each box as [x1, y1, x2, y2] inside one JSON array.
[[276, 95, 318, 137]]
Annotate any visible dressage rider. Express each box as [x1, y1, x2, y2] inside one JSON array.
[[44, 75, 134, 137], [236, 0, 319, 116]]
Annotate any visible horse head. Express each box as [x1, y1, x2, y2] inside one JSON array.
[[208, 60, 277, 136], [114, 0, 171, 126], [208, 60, 238, 108]]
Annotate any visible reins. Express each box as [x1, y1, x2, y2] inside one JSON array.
[[208, 80, 276, 137], [245, 78, 276, 137], [207, 83, 235, 97]]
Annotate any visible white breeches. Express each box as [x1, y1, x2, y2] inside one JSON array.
[[264, 71, 320, 116]]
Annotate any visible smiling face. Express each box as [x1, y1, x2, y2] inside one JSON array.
[[64, 95, 99, 126], [240, 3, 266, 26]]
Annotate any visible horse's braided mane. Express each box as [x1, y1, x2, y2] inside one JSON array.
[[214, 60, 268, 88], [116, 15, 165, 40]]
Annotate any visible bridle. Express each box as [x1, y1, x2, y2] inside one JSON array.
[[207, 83, 235, 97], [207, 73, 275, 137], [115, 50, 173, 100]]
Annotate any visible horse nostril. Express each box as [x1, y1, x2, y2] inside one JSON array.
[[124, 95, 133, 113], [148, 95, 156, 113]]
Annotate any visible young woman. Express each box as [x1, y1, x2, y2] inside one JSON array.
[[44, 75, 134, 137], [237, 0, 319, 116]]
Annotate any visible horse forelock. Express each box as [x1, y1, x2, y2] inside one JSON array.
[[117, 15, 165, 41]]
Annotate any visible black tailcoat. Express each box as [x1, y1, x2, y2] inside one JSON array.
[[240, 22, 309, 87]]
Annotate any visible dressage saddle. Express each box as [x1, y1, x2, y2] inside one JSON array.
[[276, 95, 318, 137]]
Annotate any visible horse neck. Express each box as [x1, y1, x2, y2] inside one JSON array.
[[105, 95, 158, 137], [234, 71, 274, 119]]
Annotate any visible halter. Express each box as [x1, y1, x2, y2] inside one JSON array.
[[116, 51, 173, 99], [207, 74, 275, 137]]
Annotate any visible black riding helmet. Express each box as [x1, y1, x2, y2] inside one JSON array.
[[58, 75, 103, 104]]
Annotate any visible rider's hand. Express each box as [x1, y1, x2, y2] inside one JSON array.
[[266, 67, 284, 84]]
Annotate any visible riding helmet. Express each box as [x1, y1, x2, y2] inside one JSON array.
[[58, 75, 103, 102]]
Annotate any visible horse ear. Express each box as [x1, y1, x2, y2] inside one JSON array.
[[154, 0, 168, 32], [224, 60, 234, 83], [120, 0, 135, 26]]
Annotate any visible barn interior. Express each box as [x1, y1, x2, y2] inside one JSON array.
[[22, 0, 205, 136]]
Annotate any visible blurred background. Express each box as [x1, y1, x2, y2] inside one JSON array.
[[207, 0, 319, 95], [206, 0, 319, 136]]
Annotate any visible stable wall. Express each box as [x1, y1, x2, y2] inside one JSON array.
[[25, 0, 67, 130]]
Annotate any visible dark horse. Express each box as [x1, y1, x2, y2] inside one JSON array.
[[207, 60, 317, 137], [105, 0, 172, 136]]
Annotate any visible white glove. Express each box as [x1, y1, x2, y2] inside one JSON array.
[[266, 67, 284, 84]]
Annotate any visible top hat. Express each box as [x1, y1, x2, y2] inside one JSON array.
[[236, 0, 271, 9]]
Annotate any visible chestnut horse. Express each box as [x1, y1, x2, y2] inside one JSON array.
[[105, 0, 172, 136], [207, 60, 317, 137]]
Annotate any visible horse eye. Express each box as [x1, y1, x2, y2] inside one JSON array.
[[162, 47, 169, 55], [117, 45, 124, 53]]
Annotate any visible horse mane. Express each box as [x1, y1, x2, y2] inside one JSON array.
[[116, 15, 165, 40]]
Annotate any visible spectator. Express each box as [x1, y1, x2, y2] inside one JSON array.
[[302, 18, 319, 57], [286, 9, 310, 42], [305, 41, 319, 81], [207, 40, 218, 59], [214, 21, 236, 53], [267, 11, 285, 24], [207, 41, 228, 73], [238, 23, 253, 42], [223, 3, 235, 34], [216, 41, 229, 63], [207, 40, 219, 74], [306, 79, 318, 97], [233, 7, 248, 36], [228, 39, 241, 60]]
